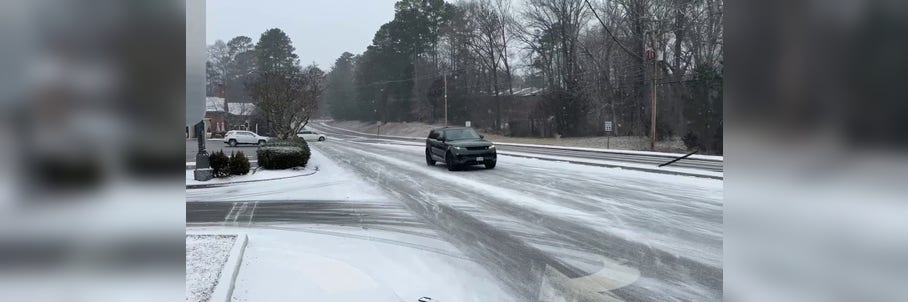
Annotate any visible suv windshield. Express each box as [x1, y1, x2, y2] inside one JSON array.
[[444, 129, 480, 141]]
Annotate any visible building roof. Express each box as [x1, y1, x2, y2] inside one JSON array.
[[206, 97, 256, 115]]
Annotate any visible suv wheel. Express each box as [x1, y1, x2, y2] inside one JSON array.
[[318, 136, 326, 141], [484, 161, 496, 169], [258, 140, 266, 146], [228, 139, 237, 147], [425, 149, 436, 166], [445, 152, 459, 171]]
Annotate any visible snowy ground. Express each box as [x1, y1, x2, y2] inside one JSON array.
[[185, 167, 315, 186], [326, 120, 689, 153], [186, 147, 387, 201], [186, 235, 236, 302], [187, 133, 723, 301], [187, 226, 515, 302]]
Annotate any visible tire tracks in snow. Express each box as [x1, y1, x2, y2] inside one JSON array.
[[313, 140, 722, 301]]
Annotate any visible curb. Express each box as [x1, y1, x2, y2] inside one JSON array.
[[186, 170, 319, 189], [498, 152, 723, 180], [210, 233, 248, 302]]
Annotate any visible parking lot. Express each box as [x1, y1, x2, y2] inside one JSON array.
[[186, 139, 261, 162]]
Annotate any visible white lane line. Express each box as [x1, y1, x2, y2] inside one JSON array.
[[247, 201, 258, 225], [223, 203, 239, 225], [224, 202, 248, 224], [233, 202, 249, 224]]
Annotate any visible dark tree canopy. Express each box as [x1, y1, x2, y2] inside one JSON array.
[[255, 28, 300, 74]]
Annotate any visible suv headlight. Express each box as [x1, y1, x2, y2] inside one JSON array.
[[489, 145, 495, 149], [452, 146, 463, 150]]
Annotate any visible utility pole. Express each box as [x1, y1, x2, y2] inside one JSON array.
[[647, 20, 659, 151], [444, 73, 448, 127], [651, 29, 657, 151]]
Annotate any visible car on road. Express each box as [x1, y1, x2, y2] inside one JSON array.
[[297, 130, 327, 142], [223, 130, 270, 146], [426, 127, 496, 171]]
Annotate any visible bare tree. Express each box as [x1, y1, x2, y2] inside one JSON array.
[[249, 66, 325, 139]]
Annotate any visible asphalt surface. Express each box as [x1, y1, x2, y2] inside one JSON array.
[[187, 129, 723, 301], [186, 139, 262, 162]]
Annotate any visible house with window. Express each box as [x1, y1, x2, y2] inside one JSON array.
[[204, 97, 256, 137]]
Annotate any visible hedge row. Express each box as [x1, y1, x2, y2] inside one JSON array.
[[208, 150, 250, 177], [257, 138, 311, 170]]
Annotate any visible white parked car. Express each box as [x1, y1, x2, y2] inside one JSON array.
[[297, 130, 327, 142], [223, 130, 270, 146]]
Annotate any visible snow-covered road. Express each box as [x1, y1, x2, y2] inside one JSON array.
[[186, 134, 723, 301], [318, 135, 722, 300]]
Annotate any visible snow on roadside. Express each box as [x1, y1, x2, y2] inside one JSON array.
[[186, 235, 236, 302], [186, 145, 391, 202]]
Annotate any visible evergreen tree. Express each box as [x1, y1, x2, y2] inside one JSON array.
[[255, 28, 300, 74]]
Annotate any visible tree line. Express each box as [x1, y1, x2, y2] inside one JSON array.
[[325, 0, 723, 154], [207, 28, 325, 140]]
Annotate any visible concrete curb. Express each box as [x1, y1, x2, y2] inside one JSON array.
[[498, 152, 723, 180], [186, 170, 319, 189], [209, 233, 248, 302]]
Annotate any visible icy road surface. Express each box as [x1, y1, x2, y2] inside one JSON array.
[[187, 136, 723, 301]]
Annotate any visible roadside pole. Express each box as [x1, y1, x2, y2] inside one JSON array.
[[650, 29, 657, 151]]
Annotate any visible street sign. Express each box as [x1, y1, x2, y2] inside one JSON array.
[[465, 121, 471, 127], [604, 121, 613, 132]]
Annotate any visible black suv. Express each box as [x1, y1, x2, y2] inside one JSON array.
[[426, 127, 497, 171]]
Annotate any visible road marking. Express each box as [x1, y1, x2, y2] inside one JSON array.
[[224, 202, 248, 225], [247, 201, 258, 226], [539, 258, 640, 302], [223, 203, 239, 225]]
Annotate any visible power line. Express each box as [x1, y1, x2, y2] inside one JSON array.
[[583, 0, 644, 61]]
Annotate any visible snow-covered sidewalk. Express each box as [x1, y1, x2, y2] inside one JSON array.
[[187, 225, 515, 302]]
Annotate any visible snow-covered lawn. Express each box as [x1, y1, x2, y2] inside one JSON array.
[[186, 235, 236, 302]]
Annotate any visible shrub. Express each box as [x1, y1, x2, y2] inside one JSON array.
[[257, 139, 310, 170], [228, 151, 251, 175], [262, 137, 309, 149], [208, 150, 230, 178]]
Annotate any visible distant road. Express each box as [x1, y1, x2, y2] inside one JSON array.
[[309, 122, 724, 175]]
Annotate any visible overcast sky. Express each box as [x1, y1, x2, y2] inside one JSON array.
[[207, 0, 399, 70]]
